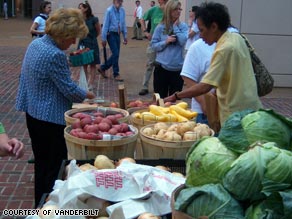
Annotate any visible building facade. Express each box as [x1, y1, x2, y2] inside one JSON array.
[[2, 0, 292, 88]]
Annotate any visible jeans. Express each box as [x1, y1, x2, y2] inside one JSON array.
[[196, 113, 209, 124], [101, 32, 120, 77], [142, 45, 156, 90]]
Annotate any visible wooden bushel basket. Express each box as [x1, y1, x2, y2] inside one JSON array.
[[64, 126, 138, 160]]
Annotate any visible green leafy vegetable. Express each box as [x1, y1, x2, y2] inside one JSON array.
[[174, 184, 244, 219], [223, 142, 292, 202], [186, 137, 238, 187], [245, 190, 292, 219], [219, 109, 292, 154]]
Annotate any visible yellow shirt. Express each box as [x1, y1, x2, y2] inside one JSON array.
[[201, 32, 262, 124]]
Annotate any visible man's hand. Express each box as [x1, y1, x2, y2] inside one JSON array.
[[164, 94, 176, 103], [123, 38, 128, 45], [144, 32, 152, 41]]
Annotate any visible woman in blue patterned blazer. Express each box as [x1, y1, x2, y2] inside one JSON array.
[[16, 8, 95, 207]]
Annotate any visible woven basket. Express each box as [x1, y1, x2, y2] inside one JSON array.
[[64, 126, 138, 160]]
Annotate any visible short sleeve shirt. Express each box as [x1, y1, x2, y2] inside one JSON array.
[[143, 6, 163, 34], [201, 32, 262, 124], [34, 14, 48, 32]]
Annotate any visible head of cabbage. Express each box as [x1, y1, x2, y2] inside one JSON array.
[[219, 109, 292, 154], [186, 137, 238, 187], [223, 142, 292, 202], [174, 184, 245, 219]]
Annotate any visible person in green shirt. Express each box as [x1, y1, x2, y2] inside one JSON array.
[[138, 0, 168, 96], [0, 122, 24, 159]]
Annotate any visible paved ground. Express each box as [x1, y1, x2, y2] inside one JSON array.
[[0, 17, 291, 219]]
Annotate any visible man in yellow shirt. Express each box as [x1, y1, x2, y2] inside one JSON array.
[[164, 2, 262, 125]]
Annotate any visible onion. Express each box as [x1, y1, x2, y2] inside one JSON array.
[[172, 172, 185, 178], [116, 157, 136, 167], [79, 163, 98, 171], [155, 165, 171, 172], [94, 155, 115, 169], [137, 212, 161, 219]]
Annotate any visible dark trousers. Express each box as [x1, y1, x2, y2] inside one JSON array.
[[26, 113, 67, 208], [153, 65, 184, 98], [102, 32, 121, 77]]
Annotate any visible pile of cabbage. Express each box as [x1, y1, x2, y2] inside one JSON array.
[[174, 109, 292, 219]]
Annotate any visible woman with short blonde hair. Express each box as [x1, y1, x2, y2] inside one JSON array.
[[16, 8, 95, 207], [46, 8, 88, 46]]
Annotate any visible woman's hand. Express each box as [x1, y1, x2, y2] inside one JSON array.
[[0, 134, 24, 159], [166, 35, 177, 44]]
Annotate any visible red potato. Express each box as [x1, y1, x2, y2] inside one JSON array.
[[86, 133, 102, 140], [101, 118, 112, 126], [72, 120, 82, 129], [128, 101, 137, 108], [164, 102, 172, 107], [112, 124, 122, 132], [77, 132, 88, 139], [116, 133, 126, 137], [110, 102, 118, 108], [72, 112, 90, 119], [93, 116, 103, 125], [93, 112, 104, 118], [108, 128, 118, 135], [81, 117, 93, 127], [114, 113, 123, 119], [74, 128, 83, 132], [84, 124, 99, 134], [135, 100, 144, 107], [125, 131, 134, 136], [98, 122, 111, 132], [70, 129, 80, 137], [120, 123, 129, 133], [106, 115, 118, 124]]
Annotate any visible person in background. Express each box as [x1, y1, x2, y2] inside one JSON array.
[[138, 0, 168, 96], [16, 8, 95, 207], [3, 0, 8, 20], [78, 1, 102, 89], [184, 5, 199, 54], [0, 122, 24, 159], [164, 2, 262, 125], [151, 0, 188, 98], [132, 0, 143, 40], [99, 0, 127, 82], [30, 1, 51, 38], [146, 1, 156, 34]]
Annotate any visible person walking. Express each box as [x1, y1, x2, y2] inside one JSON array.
[[164, 2, 262, 125], [151, 0, 188, 98], [98, 0, 127, 82], [16, 8, 95, 207], [145, 1, 156, 34], [184, 6, 200, 54], [132, 0, 143, 40], [3, 0, 8, 20], [30, 1, 52, 38], [138, 0, 168, 96], [78, 1, 102, 89]]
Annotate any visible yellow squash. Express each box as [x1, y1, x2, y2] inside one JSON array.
[[170, 105, 198, 120]]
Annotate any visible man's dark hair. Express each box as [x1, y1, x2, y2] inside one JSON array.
[[191, 6, 199, 13], [39, 1, 51, 13], [196, 2, 230, 32], [151, 1, 155, 5]]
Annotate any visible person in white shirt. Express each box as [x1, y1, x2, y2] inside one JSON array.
[[132, 0, 143, 40], [30, 1, 52, 38], [184, 6, 200, 53], [181, 26, 239, 124], [3, 0, 8, 20]]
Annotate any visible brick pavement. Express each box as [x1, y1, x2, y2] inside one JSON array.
[[0, 18, 292, 219]]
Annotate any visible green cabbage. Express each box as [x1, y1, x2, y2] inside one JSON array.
[[245, 190, 292, 219], [223, 142, 292, 202], [174, 184, 244, 219], [186, 137, 238, 187], [219, 109, 292, 154]]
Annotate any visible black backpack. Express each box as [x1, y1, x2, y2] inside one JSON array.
[[31, 14, 48, 38]]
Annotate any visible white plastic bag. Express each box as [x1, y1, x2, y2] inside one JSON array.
[[79, 66, 88, 91]]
